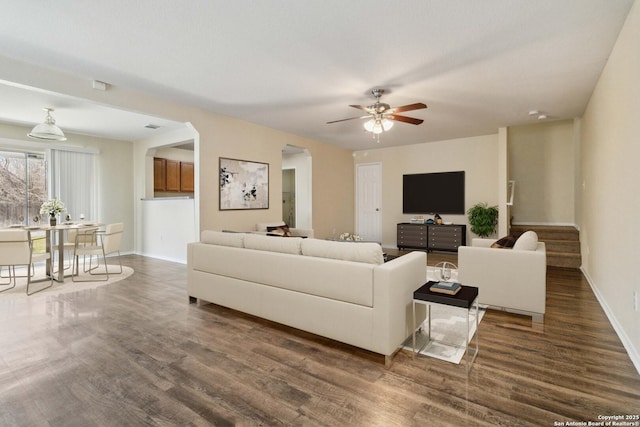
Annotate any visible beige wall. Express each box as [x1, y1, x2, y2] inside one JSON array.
[[0, 55, 355, 244], [353, 134, 500, 248], [580, 0, 640, 370], [192, 114, 354, 238], [508, 119, 576, 225], [0, 122, 135, 253]]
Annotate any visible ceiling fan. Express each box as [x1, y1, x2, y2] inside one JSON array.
[[327, 89, 427, 136]]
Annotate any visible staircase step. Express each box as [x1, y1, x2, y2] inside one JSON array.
[[543, 239, 580, 254], [547, 251, 582, 268], [511, 224, 582, 269], [511, 225, 579, 242]]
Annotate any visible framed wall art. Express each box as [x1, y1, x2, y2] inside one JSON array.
[[219, 157, 269, 210]]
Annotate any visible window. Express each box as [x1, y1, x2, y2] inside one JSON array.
[[49, 149, 97, 222], [0, 146, 97, 227], [0, 150, 47, 227]]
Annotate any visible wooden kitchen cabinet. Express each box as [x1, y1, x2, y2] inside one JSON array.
[[153, 158, 166, 191], [154, 157, 194, 193], [180, 162, 194, 192], [165, 160, 181, 192]]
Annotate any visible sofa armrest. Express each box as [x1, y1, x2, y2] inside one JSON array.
[[373, 251, 427, 356], [458, 243, 546, 317]]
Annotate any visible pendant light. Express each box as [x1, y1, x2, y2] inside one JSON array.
[[28, 108, 67, 141]]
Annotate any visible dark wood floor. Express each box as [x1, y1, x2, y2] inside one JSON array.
[[1, 253, 638, 426]]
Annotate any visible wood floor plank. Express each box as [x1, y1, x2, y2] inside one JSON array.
[[0, 254, 639, 426]]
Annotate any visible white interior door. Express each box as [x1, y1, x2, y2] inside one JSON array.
[[356, 162, 382, 243]]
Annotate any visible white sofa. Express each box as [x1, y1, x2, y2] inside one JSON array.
[[457, 233, 546, 323], [187, 231, 427, 365]]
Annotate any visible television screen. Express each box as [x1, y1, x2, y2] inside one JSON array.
[[403, 171, 465, 214]]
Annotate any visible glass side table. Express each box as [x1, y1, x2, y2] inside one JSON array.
[[412, 281, 480, 372]]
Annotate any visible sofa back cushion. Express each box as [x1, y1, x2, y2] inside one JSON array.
[[301, 238, 384, 265], [201, 230, 245, 248], [513, 231, 539, 251], [244, 233, 302, 255], [190, 243, 374, 307]]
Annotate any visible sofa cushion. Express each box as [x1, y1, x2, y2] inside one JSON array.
[[301, 238, 384, 265], [267, 225, 292, 237], [190, 243, 374, 307], [513, 231, 539, 251], [201, 230, 245, 248], [491, 235, 517, 249], [244, 233, 302, 255]]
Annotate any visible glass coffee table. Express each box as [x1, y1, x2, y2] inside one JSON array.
[[412, 281, 479, 372]]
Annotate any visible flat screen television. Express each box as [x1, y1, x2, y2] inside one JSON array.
[[403, 171, 465, 214]]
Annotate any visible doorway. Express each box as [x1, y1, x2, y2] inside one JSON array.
[[282, 168, 296, 227], [356, 162, 382, 243], [282, 145, 312, 230]]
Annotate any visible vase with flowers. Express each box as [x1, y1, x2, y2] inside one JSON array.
[[40, 198, 66, 226], [339, 232, 362, 241]]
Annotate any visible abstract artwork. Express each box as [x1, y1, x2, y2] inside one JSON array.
[[219, 157, 269, 210]]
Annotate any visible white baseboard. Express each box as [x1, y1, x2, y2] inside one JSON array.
[[581, 267, 640, 375]]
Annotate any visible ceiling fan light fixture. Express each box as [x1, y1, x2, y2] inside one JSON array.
[[364, 117, 393, 134], [330, 88, 426, 142], [363, 119, 376, 133], [28, 108, 67, 141]]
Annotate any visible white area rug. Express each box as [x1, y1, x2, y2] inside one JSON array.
[[0, 264, 134, 298], [402, 265, 485, 364], [403, 304, 486, 364]]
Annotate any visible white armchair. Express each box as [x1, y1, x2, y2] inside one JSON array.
[[0, 229, 53, 295], [458, 236, 546, 323], [72, 223, 124, 282]]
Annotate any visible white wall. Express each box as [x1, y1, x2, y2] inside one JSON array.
[[353, 134, 500, 248], [579, 0, 640, 373], [140, 198, 196, 263], [508, 119, 576, 226]]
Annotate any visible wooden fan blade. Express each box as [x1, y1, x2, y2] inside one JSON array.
[[388, 102, 427, 114], [326, 115, 372, 124], [386, 114, 424, 125]]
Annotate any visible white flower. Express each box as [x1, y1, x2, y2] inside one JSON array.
[[339, 232, 362, 241], [40, 198, 66, 216]]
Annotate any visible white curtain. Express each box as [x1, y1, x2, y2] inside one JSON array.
[[49, 149, 97, 221]]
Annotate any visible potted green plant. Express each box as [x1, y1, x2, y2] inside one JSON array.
[[467, 202, 498, 238]]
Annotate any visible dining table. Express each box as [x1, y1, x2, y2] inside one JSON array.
[[16, 222, 103, 282]]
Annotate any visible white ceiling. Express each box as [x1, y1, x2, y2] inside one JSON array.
[[0, 1, 634, 151]]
